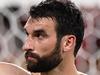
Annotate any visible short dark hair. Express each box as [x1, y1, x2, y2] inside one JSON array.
[[29, 0, 84, 57]]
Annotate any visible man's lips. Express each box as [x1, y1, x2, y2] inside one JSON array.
[[26, 56, 38, 63], [25, 51, 40, 63]]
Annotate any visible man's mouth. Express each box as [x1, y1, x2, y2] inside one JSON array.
[[25, 51, 40, 63], [27, 56, 38, 63]]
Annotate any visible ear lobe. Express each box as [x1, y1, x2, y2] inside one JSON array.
[[63, 35, 76, 52]]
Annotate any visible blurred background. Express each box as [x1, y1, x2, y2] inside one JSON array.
[[0, 0, 100, 75]]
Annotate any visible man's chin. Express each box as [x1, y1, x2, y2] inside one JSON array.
[[26, 63, 52, 72], [26, 61, 60, 73]]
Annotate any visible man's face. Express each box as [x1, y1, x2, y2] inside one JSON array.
[[23, 17, 62, 72]]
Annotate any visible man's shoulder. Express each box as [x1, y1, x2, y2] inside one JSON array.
[[78, 71, 87, 75], [32, 72, 87, 75], [32, 73, 40, 75]]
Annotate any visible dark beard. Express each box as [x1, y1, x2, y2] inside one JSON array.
[[25, 40, 62, 72]]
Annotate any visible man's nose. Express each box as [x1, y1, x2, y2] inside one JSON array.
[[22, 37, 34, 51]]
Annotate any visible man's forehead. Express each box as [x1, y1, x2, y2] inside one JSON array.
[[24, 17, 57, 29], [24, 17, 57, 34], [29, 17, 56, 22], [24, 17, 33, 28]]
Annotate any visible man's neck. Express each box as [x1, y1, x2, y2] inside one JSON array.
[[41, 66, 78, 75]]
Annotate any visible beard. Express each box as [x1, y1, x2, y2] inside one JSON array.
[[25, 40, 62, 72]]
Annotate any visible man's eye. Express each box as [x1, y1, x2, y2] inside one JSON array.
[[34, 33, 44, 39], [37, 34, 43, 38], [34, 32, 48, 40]]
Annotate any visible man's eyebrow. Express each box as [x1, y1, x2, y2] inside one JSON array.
[[33, 29, 46, 34], [24, 29, 47, 36], [32, 29, 48, 37]]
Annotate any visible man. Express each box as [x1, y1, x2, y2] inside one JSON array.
[[22, 0, 86, 75]]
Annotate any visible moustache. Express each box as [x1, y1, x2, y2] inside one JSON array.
[[25, 51, 40, 61]]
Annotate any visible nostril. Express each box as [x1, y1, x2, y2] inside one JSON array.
[[24, 49, 33, 53], [26, 49, 33, 51]]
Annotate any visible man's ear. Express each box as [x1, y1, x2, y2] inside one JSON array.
[[62, 35, 76, 52]]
